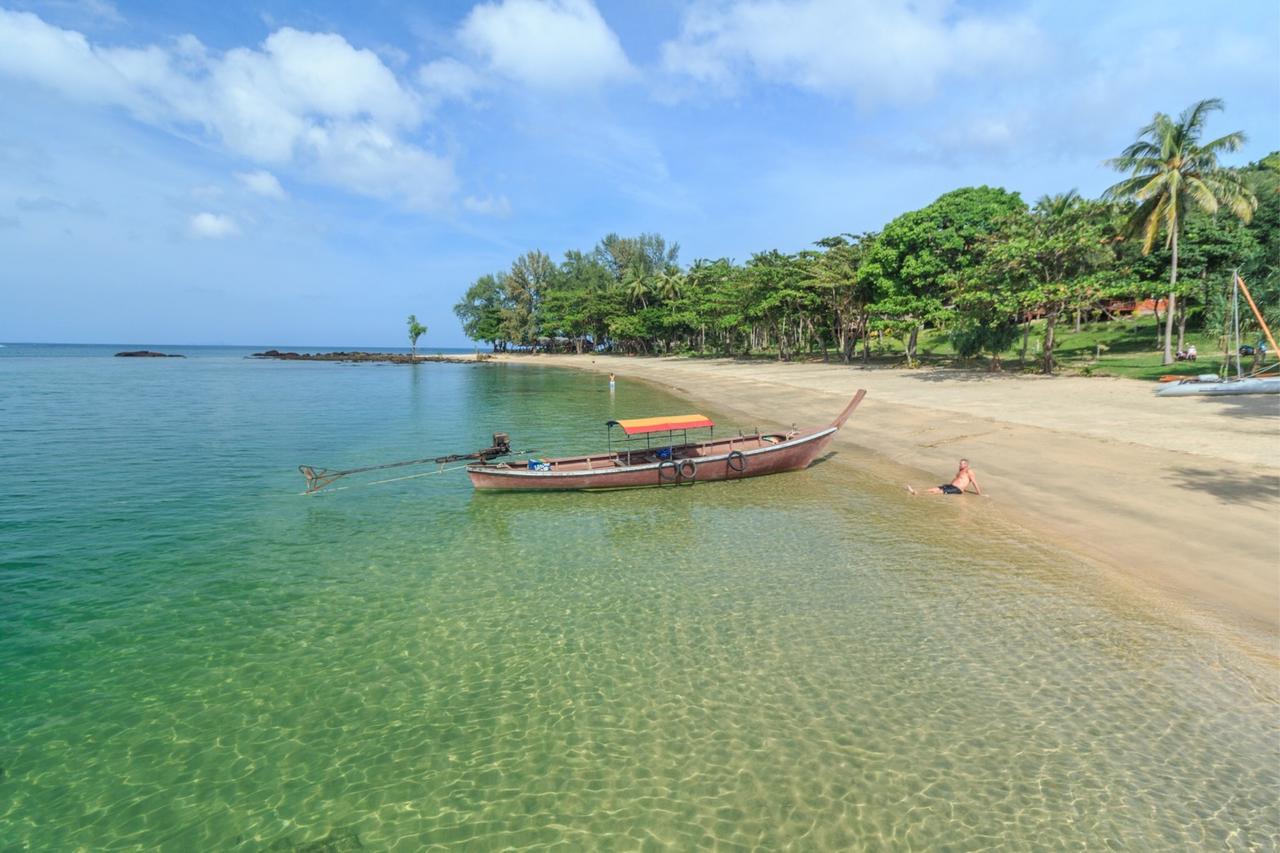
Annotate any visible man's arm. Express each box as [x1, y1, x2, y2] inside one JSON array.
[[967, 473, 982, 495]]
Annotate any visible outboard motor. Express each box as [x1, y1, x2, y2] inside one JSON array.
[[482, 432, 511, 459]]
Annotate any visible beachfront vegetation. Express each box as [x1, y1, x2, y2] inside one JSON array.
[[407, 314, 427, 359], [1104, 98, 1257, 365], [454, 103, 1277, 377]]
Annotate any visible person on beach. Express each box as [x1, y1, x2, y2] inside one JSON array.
[[608, 372, 616, 389], [907, 459, 983, 496]]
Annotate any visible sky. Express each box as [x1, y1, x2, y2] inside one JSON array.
[[1, 0, 1276, 347]]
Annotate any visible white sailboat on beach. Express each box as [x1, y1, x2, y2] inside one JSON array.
[[1156, 271, 1280, 397]]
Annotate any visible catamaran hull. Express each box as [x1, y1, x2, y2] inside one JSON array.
[[1156, 377, 1280, 397], [467, 391, 865, 491]]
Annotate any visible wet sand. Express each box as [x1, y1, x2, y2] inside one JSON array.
[[494, 353, 1280, 658]]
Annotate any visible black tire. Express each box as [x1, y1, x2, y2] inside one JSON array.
[[727, 451, 747, 473], [658, 460, 679, 483], [678, 459, 698, 481]]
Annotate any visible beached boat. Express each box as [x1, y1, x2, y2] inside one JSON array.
[[1155, 375, 1280, 397], [1155, 272, 1280, 398], [466, 391, 866, 491]]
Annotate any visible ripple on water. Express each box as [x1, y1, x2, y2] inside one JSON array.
[[1, 353, 1276, 849]]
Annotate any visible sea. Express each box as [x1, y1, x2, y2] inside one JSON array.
[[1, 343, 1276, 849]]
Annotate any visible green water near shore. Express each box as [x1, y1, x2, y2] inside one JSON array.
[[1, 345, 1276, 849]]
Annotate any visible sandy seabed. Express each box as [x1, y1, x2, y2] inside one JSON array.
[[488, 352, 1280, 660]]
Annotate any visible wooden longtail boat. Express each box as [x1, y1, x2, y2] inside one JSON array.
[[467, 390, 866, 491]]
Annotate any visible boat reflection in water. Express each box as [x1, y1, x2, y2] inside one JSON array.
[[467, 391, 866, 491]]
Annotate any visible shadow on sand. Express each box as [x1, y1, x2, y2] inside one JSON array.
[[905, 368, 1033, 383], [1188, 393, 1280, 420], [1166, 466, 1280, 507]]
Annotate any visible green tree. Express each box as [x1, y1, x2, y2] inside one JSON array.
[[811, 234, 876, 362], [542, 250, 614, 353], [861, 187, 1026, 365], [963, 193, 1115, 373], [453, 273, 509, 350], [406, 314, 427, 359], [593, 233, 679, 281], [501, 250, 555, 348], [1238, 153, 1280, 337], [1104, 98, 1257, 364], [622, 266, 651, 309]]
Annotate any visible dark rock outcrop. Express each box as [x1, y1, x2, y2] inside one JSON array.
[[115, 351, 185, 358], [250, 350, 479, 364]]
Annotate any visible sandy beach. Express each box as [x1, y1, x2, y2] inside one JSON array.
[[492, 353, 1280, 657]]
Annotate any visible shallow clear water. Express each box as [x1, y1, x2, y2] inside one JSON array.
[[1, 344, 1276, 849]]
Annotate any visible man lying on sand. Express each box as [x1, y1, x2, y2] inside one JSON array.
[[908, 459, 983, 496]]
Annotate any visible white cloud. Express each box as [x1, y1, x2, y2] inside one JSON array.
[[16, 0, 123, 26], [236, 169, 287, 199], [659, 0, 1042, 105], [418, 57, 486, 104], [458, 0, 633, 91], [0, 9, 456, 211], [301, 121, 456, 210], [188, 212, 239, 238], [462, 193, 512, 216]]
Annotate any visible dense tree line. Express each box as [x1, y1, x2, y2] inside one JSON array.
[[455, 103, 1277, 373]]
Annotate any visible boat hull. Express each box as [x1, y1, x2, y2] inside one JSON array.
[[1156, 377, 1280, 397], [467, 426, 840, 490]]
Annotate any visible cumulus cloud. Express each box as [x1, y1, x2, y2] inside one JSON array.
[[0, 9, 456, 210], [459, 0, 633, 91], [236, 169, 287, 199], [462, 193, 512, 216], [188, 212, 239, 238], [418, 57, 487, 104], [659, 0, 1043, 105]]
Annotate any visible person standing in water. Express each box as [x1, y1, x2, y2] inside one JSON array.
[[608, 373, 616, 390], [908, 459, 983, 496]]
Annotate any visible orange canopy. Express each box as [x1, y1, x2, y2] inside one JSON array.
[[609, 414, 714, 436]]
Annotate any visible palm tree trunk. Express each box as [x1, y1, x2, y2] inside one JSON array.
[[1176, 305, 1187, 356], [1163, 229, 1178, 365]]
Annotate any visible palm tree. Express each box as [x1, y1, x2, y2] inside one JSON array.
[[622, 267, 650, 308], [1034, 189, 1082, 218], [1104, 98, 1256, 364], [406, 314, 427, 359], [655, 268, 684, 302]]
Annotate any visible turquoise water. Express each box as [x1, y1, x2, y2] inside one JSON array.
[[1, 344, 1276, 850]]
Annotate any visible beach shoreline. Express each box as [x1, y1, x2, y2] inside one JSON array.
[[491, 352, 1280, 660]]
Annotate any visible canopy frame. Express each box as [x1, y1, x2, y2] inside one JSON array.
[[605, 415, 714, 452]]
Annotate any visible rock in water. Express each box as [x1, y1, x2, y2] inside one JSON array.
[[114, 351, 185, 358]]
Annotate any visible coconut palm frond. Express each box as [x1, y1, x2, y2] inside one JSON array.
[[1203, 170, 1258, 223], [1103, 173, 1153, 201], [1140, 195, 1167, 253], [1195, 131, 1247, 159], [1184, 175, 1220, 216], [1177, 98, 1226, 137]]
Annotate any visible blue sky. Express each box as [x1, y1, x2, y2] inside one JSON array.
[[1, 0, 1276, 347]]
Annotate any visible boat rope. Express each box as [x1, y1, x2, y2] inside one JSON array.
[[299, 432, 528, 494], [299, 460, 480, 495]]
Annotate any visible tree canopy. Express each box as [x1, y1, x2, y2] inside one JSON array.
[[454, 114, 1273, 376]]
